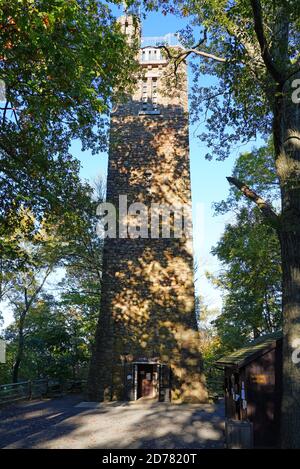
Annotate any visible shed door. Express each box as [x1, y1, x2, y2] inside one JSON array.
[[246, 354, 277, 447]]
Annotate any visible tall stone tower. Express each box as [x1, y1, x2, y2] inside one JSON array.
[[88, 14, 207, 403]]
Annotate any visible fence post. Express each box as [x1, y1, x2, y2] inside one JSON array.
[[28, 380, 32, 400]]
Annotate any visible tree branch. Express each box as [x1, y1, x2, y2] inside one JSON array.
[[24, 267, 53, 313], [183, 49, 226, 63], [226, 176, 279, 228], [1, 101, 10, 126], [250, 0, 283, 84], [156, 44, 226, 64], [152, 27, 225, 79]]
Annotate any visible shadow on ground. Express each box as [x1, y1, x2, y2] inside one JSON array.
[[0, 397, 225, 449]]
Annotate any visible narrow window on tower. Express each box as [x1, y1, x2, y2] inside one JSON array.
[[152, 77, 157, 110], [140, 77, 160, 115], [141, 78, 148, 111]]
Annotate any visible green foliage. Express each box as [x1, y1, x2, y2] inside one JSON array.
[[4, 293, 96, 382], [194, 145, 282, 393], [141, 0, 300, 159], [196, 295, 223, 396], [213, 140, 280, 215], [200, 328, 223, 398], [0, 0, 134, 386], [211, 209, 282, 349], [210, 144, 282, 352], [1, 182, 103, 383], [0, 0, 139, 231], [58, 178, 103, 349]]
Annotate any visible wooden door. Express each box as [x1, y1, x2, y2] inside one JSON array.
[[142, 376, 154, 397]]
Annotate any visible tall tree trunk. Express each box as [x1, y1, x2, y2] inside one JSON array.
[[280, 229, 300, 448], [11, 271, 51, 383], [275, 76, 300, 448], [227, 90, 300, 446], [87, 252, 114, 401], [12, 311, 26, 383], [87, 313, 114, 401]]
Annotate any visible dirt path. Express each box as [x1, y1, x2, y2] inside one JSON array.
[[0, 396, 225, 449]]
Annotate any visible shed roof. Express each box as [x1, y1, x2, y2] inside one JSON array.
[[215, 331, 282, 369]]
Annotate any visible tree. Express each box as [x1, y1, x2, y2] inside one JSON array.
[[140, 0, 300, 447], [58, 189, 103, 369], [213, 141, 280, 214], [5, 293, 95, 381], [0, 0, 139, 234], [3, 182, 103, 383], [203, 144, 281, 394], [210, 142, 282, 347], [211, 208, 282, 344], [4, 209, 65, 382], [196, 295, 223, 397]]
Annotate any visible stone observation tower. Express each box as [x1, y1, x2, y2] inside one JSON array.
[[87, 13, 208, 403]]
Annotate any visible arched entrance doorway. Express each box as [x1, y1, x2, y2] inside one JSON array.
[[124, 358, 171, 402]]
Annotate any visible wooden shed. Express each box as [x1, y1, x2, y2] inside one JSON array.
[[216, 331, 283, 448]]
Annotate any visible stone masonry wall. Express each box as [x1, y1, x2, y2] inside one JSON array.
[[87, 17, 208, 402]]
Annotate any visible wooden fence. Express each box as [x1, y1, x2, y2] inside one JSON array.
[[0, 378, 86, 405]]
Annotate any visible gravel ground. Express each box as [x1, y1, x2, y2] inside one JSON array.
[[0, 396, 225, 449]]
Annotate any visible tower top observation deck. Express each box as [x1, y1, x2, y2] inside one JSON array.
[[141, 33, 181, 48], [118, 13, 182, 49]]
